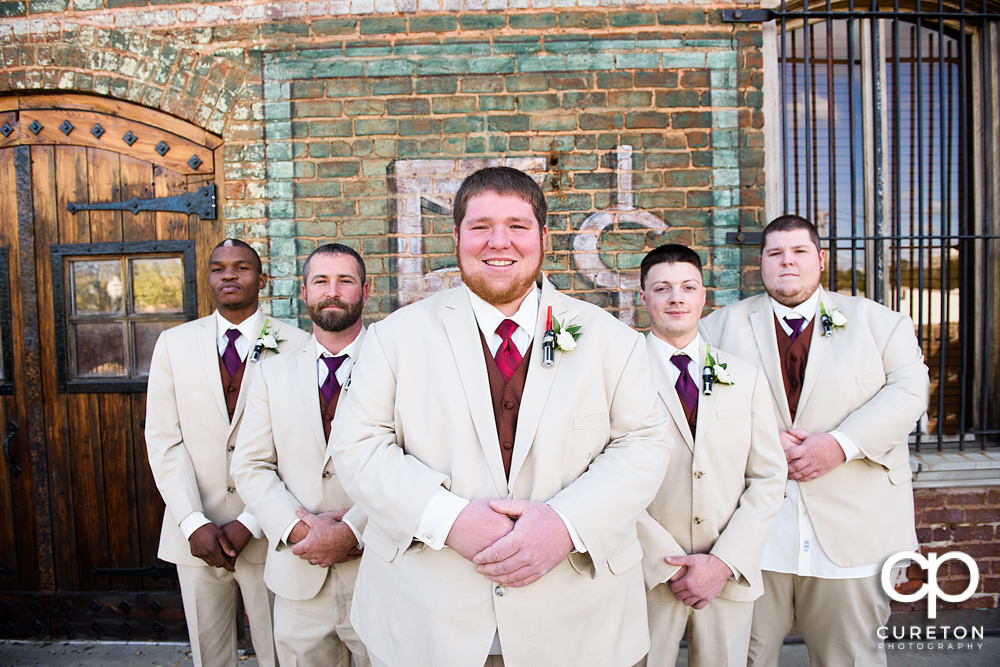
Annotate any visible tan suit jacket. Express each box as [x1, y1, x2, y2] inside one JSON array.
[[638, 337, 786, 602], [327, 277, 671, 667], [145, 313, 309, 567], [231, 333, 368, 601], [699, 291, 929, 567]]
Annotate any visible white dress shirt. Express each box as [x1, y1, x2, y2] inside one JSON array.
[[178, 310, 264, 541], [761, 288, 879, 578]]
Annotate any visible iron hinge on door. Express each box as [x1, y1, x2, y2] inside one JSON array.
[[66, 184, 216, 220]]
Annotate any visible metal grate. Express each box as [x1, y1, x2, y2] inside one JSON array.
[[728, 2, 1000, 451]]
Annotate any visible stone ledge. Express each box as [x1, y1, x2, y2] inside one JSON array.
[[911, 450, 1000, 489]]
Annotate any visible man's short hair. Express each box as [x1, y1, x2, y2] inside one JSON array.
[[760, 215, 822, 253], [212, 238, 262, 272], [452, 166, 547, 232], [640, 244, 703, 290], [302, 243, 366, 285]]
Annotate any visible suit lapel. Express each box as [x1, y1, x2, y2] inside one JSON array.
[[692, 340, 716, 453], [297, 343, 327, 453], [443, 289, 509, 494], [508, 279, 564, 487], [198, 315, 229, 422], [749, 296, 793, 428], [793, 290, 833, 427], [648, 335, 694, 452], [227, 314, 267, 438]]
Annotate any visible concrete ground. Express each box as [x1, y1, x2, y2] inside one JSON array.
[[1, 638, 999, 666]]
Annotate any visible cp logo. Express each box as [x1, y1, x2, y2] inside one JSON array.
[[881, 551, 979, 619]]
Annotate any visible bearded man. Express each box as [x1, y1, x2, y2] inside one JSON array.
[[326, 166, 671, 667]]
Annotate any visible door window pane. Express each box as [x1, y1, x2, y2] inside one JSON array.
[[133, 320, 182, 376], [72, 260, 124, 314], [75, 322, 126, 377], [131, 258, 184, 313]]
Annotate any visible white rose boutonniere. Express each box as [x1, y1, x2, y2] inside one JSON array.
[[702, 344, 734, 395], [250, 319, 285, 363], [819, 301, 848, 337], [553, 315, 582, 353]]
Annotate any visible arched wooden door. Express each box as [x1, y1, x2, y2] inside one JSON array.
[[0, 94, 223, 640]]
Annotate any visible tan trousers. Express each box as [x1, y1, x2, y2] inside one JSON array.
[[274, 569, 370, 667], [748, 572, 890, 667], [370, 653, 503, 667], [636, 591, 753, 667], [176, 556, 277, 667]]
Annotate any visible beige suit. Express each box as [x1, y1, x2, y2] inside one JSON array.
[[146, 313, 308, 667], [699, 290, 929, 666], [231, 333, 370, 667], [327, 277, 671, 667], [637, 337, 786, 667]]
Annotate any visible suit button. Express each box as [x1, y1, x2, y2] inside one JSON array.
[[790, 354, 798, 362], [693, 471, 703, 479], [227, 445, 235, 452], [227, 487, 235, 494], [693, 516, 703, 525], [495, 585, 506, 597], [790, 380, 799, 388], [228, 386, 236, 393], [422, 532, 434, 544], [322, 471, 332, 479], [504, 401, 515, 410], [324, 414, 333, 422], [502, 442, 513, 451]]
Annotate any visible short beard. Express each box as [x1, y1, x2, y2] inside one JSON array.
[[308, 297, 363, 332], [456, 253, 542, 307], [766, 282, 820, 308]]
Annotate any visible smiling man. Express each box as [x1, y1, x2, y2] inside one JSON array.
[[145, 239, 308, 667], [699, 216, 930, 667], [327, 166, 671, 667], [232, 243, 372, 667], [635, 244, 785, 667]]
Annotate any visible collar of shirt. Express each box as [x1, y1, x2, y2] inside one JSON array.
[[466, 285, 540, 358], [648, 332, 702, 385], [770, 287, 822, 336], [315, 328, 363, 388], [215, 309, 262, 361]]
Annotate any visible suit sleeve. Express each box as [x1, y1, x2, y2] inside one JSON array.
[[327, 324, 450, 551], [546, 333, 673, 571], [709, 368, 787, 586], [230, 363, 302, 547], [636, 512, 685, 590], [144, 334, 204, 529], [833, 313, 929, 468]]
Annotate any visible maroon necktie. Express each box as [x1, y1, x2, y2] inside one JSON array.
[[494, 320, 522, 383], [320, 355, 347, 402], [784, 316, 806, 342], [671, 354, 698, 413], [222, 329, 242, 377]]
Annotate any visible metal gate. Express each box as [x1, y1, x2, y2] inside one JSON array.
[[727, 1, 1000, 451]]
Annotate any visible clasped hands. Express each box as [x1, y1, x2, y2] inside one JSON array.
[[781, 428, 846, 482], [188, 521, 253, 571], [446, 497, 573, 589], [287, 507, 363, 567]]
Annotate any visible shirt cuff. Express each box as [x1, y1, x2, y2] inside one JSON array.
[[715, 554, 740, 581], [343, 517, 365, 550], [279, 518, 300, 549], [414, 487, 469, 550], [550, 506, 587, 554], [179, 511, 211, 540], [237, 512, 264, 539], [830, 430, 863, 462]]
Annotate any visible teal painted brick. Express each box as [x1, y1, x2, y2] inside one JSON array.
[[489, 135, 507, 152], [440, 40, 492, 56], [469, 57, 516, 75], [548, 194, 592, 212], [368, 59, 416, 77], [309, 120, 353, 137], [636, 37, 684, 50], [317, 161, 361, 178], [371, 78, 413, 95], [568, 54, 615, 71], [327, 80, 367, 97], [712, 90, 738, 107], [294, 162, 315, 178], [518, 55, 568, 73], [558, 11, 608, 30], [267, 162, 294, 179], [494, 36, 543, 55], [265, 143, 293, 160], [344, 42, 393, 58], [267, 204, 294, 222], [444, 116, 485, 133], [461, 76, 504, 93], [345, 99, 385, 116], [686, 39, 732, 49], [518, 94, 559, 112], [591, 38, 637, 52], [707, 51, 738, 70], [609, 90, 652, 107], [395, 41, 450, 56], [263, 101, 292, 120], [294, 182, 342, 198], [717, 271, 740, 290], [616, 53, 660, 69], [712, 129, 738, 148], [713, 189, 735, 207], [558, 153, 599, 170], [434, 96, 477, 114], [488, 115, 530, 132], [713, 168, 740, 187], [311, 18, 357, 35], [662, 53, 707, 69], [355, 118, 397, 135], [460, 14, 506, 31], [711, 69, 736, 89], [506, 74, 548, 92], [714, 110, 739, 128], [270, 279, 297, 298], [266, 182, 293, 199], [314, 60, 364, 78], [417, 58, 469, 76], [610, 11, 656, 27], [270, 299, 292, 318], [480, 95, 515, 111], [712, 149, 739, 168], [531, 114, 576, 132], [265, 61, 315, 80], [409, 15, 459, 33], [417, 76, 458, 94], [510, 12, 556, 29], [360, 17, 407, 35], [466, 136, 487, 153], [545, 36, 594, 55], [387, 98, 431, 115], [713, 208, 740, 226]]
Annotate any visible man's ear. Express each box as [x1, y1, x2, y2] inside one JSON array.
[[258, 272, 269, 291]]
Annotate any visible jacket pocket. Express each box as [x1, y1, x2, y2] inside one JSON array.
[[362, 523, 399, 562], [888, 463, 912, 485], [857, 371, 885, 386], [573, 413, 608, 430], [607, 537, 643, 575], [715, 408, 749, 420]]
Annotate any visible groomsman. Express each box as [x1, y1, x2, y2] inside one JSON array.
[[146, 239, 307, 667], [636, 244, 786, 667], [700, 216, 929, 666], [232, 243, 372, 667]]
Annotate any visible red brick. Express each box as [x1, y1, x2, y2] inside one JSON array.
[[224, 182, 245, 200], [953, 525, 996, 542], [923, 509, 965, 524], [914, 491, 945, 508], [680, 70, 709, 88], [943, 491, 989, 506], [965, 508, 1000, 523]]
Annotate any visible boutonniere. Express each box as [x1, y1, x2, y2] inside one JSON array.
[[541, 306, 582, 367], [702, 344, 734, 395], [249, 319, 284, 363], [818, 301, 848, 336]]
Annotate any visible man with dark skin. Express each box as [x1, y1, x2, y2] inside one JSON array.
[[146, 239, 308, 667]]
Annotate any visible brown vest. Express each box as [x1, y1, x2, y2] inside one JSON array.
[[218, 354, 248, 422], [319, 387, 340, 441], [774, 313, 814, 421], [480, 333, 532, 480]]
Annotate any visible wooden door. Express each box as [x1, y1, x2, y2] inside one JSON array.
[[0, 94, 223, 640]]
